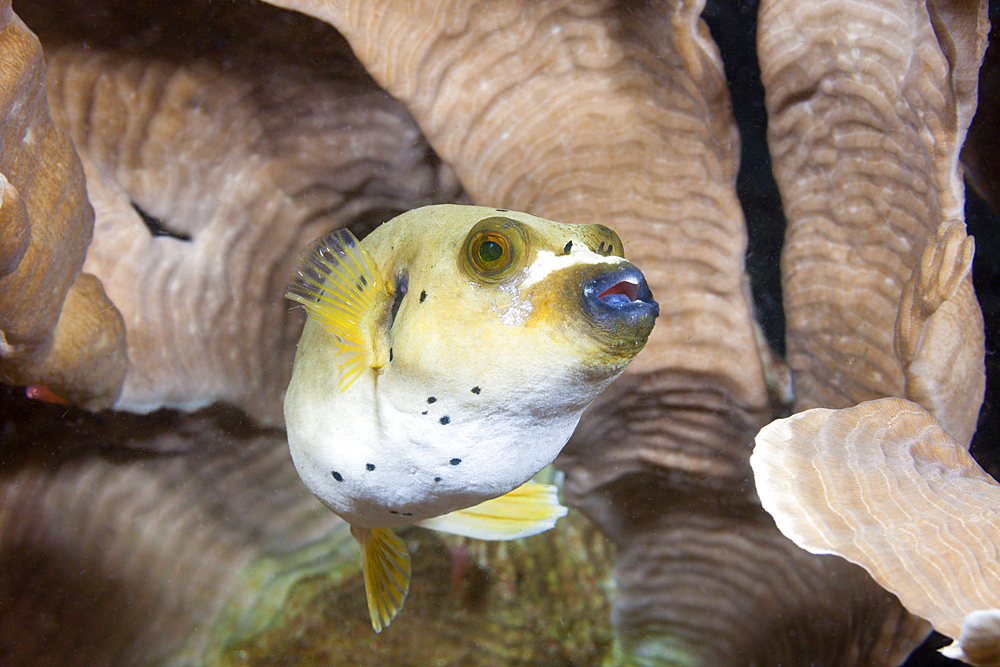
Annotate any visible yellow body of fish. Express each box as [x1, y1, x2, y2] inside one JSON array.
[[284, 204, 657, 631]]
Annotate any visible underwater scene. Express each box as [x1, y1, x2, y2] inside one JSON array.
[[1, 0, 999, 665]]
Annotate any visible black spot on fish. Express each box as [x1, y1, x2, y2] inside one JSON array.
[[133, 201, 192, 241], [599, 241, 609, 255], [402, 512, 412, 516], [495, 209, 508, 213], [332, 471, 344, 482], [389, 348, 393, 362], [439, 416, 450, 425], [390, 510, 398, 514], [563, 240, 573, 254], [360, 274, 367, 286], [419, 290, 427, 303], [388, 270, 408, 329], [471, 386, 481, 394], [434, 477, 442, 482], [450, 458, 461, 465], [366, 463, 375, 471], [427, 397, 437, 404], [421, 411, 428, 415]]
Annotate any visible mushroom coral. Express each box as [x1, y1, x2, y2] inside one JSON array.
[[894, 220, 985, 449], [750, 148, 991, 664], [751, 397, 1000, 666], [1, 402, 350, 666], [0, 0, 126, 409]]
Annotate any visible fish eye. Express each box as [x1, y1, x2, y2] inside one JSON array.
[[463, 217, 527, 282]]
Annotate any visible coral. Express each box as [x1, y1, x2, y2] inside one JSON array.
[[0, 0, 126, 409]]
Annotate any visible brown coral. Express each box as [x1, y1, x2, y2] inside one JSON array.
[[895, 221, 985, 448], [0, 0, 126, 409], [760, 0, 989, 411]]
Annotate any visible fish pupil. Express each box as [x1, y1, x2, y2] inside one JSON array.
[[479, 240, 504, 264]]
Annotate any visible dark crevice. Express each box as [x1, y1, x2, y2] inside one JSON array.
[[131, 201, 192, 241], [0, 384, 281, 474], [702, 0, 786, 357]]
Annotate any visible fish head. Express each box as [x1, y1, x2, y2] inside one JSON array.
[[367, 205, 659, 415]]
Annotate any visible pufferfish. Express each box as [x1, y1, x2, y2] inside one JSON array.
[[283, 204, 658, 632]]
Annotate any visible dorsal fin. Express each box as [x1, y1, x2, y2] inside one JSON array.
[[286, 229, 391, 390], [351, 526, 411, 633]]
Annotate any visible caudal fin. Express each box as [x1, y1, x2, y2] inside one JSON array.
[[351, 526, 411, 632]]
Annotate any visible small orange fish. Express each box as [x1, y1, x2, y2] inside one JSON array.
[[25, 385, 71, 406]]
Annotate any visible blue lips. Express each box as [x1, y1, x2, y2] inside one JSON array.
[[583, 264, 659, 322]]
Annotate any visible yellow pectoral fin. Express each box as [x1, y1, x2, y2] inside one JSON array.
[[416, 481, 568, 540], [351, 526, 411, 633], [286, 228, 391, 391]]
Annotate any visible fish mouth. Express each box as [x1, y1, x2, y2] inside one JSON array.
[[582, 264, 659, 323], [598, 276, 640, 304]]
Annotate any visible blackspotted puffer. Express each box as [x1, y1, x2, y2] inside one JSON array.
[[283, 204, 658, 631]]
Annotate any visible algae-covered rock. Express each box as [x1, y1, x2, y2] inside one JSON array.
[[220, 510, 614, 667]]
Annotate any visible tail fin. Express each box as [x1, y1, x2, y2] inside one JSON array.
[[351, 525, 411, 632]]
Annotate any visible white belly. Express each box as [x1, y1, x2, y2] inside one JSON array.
[[285, 360, 580, 528]]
